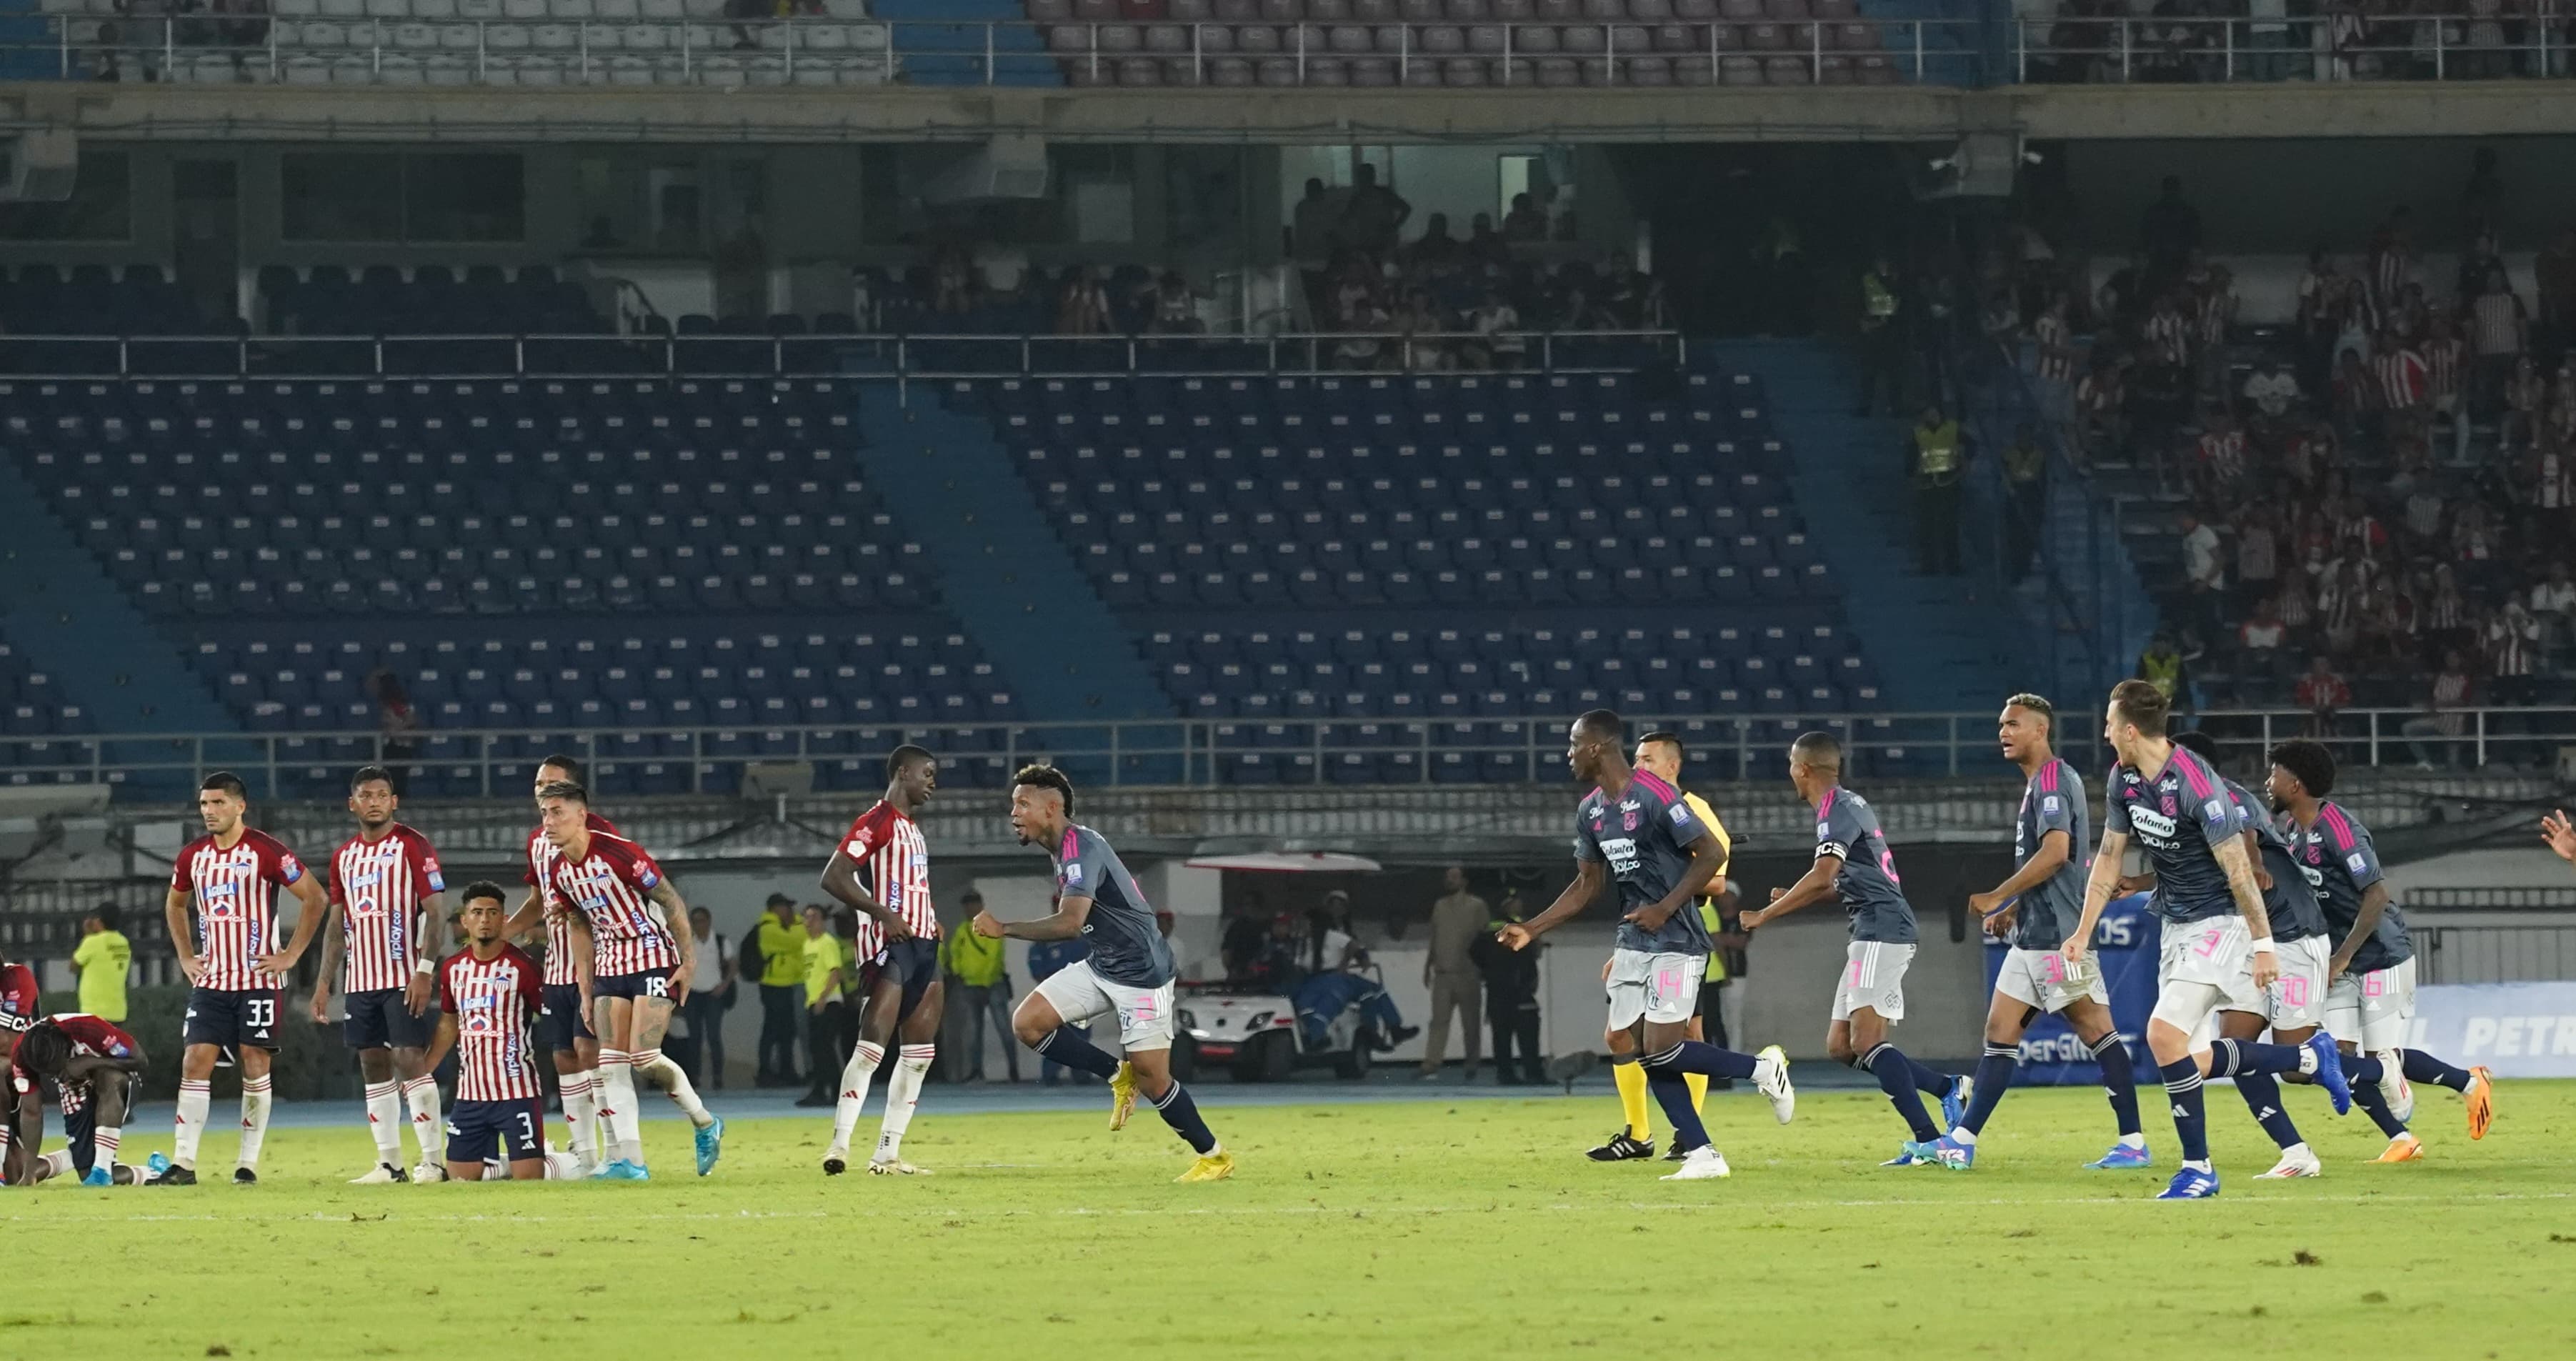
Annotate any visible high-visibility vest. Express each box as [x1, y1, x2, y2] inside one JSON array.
[[1862, 273, 1898, 319], [1914, 421, 1962, 478]]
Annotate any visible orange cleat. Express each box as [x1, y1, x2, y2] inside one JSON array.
[[2465, 1067, 2495, 1140], [2371, 1133, 2424, 1163]]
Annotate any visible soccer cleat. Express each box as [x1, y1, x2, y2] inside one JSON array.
[[79, 1166, 112, 1188], [1109, 1061, 1138, 1132], [348, 1163, 409, 1185], [1660, 1146, 1731, 1181], [2376, 1050, 2416, 1124], [2255, 1147, 2324, 1180], [694, 1115, 726, 1177], [867, 1158, 931, 1176], [1931, 1134, 1975, 1170], [233, 1168, 259, 1185], [147, 1164, 196, 1187], [595, 1159, 651, 1181], [2372, 1133, 2425, 1163], [1880, 1140, 1940, 1167], [2155, 1167, 2220, 1200], [146, 1152, 171, 1176], [2085, 1143, 2153, 1170], [2465, 1067, 2495, 1140], [414, 1162, 451, 1184], [1755, 1045, 1795, 1124], [1175, 1151, 1235, 1183], [822, 1155, 849, 1177], [2303, 1033, 2352, 1115], [1586, 1131, 1656, 1162], [1940, 1075, 1972, 1132], [1661, 1142, 1687, 1162]]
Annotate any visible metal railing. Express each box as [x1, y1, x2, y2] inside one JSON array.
[[2015, 13, 2572, 84], [0, 327, 1684, 382], [6, 704, 2571, 801]]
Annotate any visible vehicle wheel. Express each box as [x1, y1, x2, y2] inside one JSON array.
[[1335, 1036, 1373, 1081], [1258, 1030, 1296, 1082], [1169, 1033, 1199, 1083]]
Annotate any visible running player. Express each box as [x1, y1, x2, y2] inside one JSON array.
[[976, 764, 1234, 1183], [151, 772, 331, 1187], [504, 754, 615, 1177], [1501, 712, 1793, 1182], [1739, 732, 1962, 1167], [1, 1014, 146, 1187], [2273, 740, 2495, 1155], [312, 764, 449, 1184], [2060, 682, 2347, 1201], [534, 779, 722, 1180], [1932, 694, 2150, 1171], [819, 744, 946, 1176], [424, 883, 550, 1182], [1585, 730, 1737, 1163]]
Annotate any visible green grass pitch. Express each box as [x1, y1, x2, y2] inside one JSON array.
[[2, 1082, 2569, 1360]]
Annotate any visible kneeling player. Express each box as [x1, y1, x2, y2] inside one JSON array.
[[426, 885, 553, 1181], [2, 1015, 148, 1187]]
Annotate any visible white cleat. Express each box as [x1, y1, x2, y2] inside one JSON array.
[[2377, 1050, 2416, 1125], [543, 1150, 585, 1180], [2254, 1147, 2325, 1180], [412, 1161, 451, 1184], [1660, 1146, 1732, 1181], [346, 1162, 406, 1185], [867, 1158, 932, 1176], [1755, 1045, 1795, 1125]]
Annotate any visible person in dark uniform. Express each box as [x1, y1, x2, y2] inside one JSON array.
[[1472, 888, 1544, 1085]]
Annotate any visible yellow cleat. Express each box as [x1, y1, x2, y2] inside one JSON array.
[[1109, 1060, 1137, 1132], [1176, 1151, 1235, 1183], [2372, 1133, 2424, 1164], [2465, 1067, 2495, 1140]]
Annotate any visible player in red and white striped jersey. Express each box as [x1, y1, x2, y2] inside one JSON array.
[[425, 884, 550, 1181], [4, 1013, 146, 1187], [818, 744, 946, 1175], [501, 754, 617, 1176], [153, 772, 330, 1187], [314, 764, 450, 1185], [536, 779, 722, 1180]]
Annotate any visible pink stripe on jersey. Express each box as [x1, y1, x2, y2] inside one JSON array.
[[1629, 769, 1677, 802], [1059, 826, 1079, 864], [333, 825, 441, 994], [2320, 803, 2357, 851], [1816, 787, 1838, 819], [441, 947, 544, 1102], [174, 829, 305, 992], [2171, 748, 2217, 800], [2037, 759, 2061, 792]]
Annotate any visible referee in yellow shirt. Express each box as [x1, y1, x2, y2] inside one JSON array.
[[1592, 731, 1733, 1161]]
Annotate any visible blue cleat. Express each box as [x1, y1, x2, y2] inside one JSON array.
[[80, 1166, 113, 1187], [1931, 1134, 1975, 1170], [2155, 1166, 2220, 1200], [146, 1152, 171, 1177], [694, 1115, 725, 1177], [595, 1159, 651, 1181], [2305, 1033, 2352, 1116], [1880, 1140, 1940, 1167], [2085, 1142, 2154, 1170], [1940, 1075, 1972, 1132]]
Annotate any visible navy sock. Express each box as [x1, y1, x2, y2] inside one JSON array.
[[2092, 1034, 2142, 1137], [1147, 1080, 1218, 1155], [1905, 1054, 1952, 1097], [1645, 1040, 1759, 1082], [2345, 1052, 2384, 1084], [1647, 1070, 1710, 1152], [1958, 1045, 2017, 1135], [2209, 1037, 2308, 1077], [2160, 1057, 2208, 1163], [1031, 1027, 1122, 1081], [2233, 1071, 2303, 1151], [1865, 1043, 1940, 1142], [2402, 1049, 2472, 1092], [2353, 1077, 2410, 1139]]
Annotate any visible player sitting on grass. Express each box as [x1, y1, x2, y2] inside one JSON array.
[[424, 884, 554, 1182], [3, 1014, 147, 1187]]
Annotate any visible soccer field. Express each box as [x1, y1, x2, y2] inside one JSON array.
[[6, 1081, 2567, 1361]]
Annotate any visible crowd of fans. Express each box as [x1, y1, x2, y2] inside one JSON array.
[[2025, 0, 2572, 83]]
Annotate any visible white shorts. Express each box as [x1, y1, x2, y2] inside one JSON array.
[[2226, 934, 2330, 1031], [1832, 941, 1914, 1024], [2150, 917, 2260, 1032], [2325, 957, 2418, 1052], [1606, 949, 1704, 1032], [1995, 946, 2109, 1015], [1034, 961, 1177, 1053]]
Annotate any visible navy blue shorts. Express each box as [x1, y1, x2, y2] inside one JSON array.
[[540, 984, 595, 1052], [445, 1097, 545, 1165], [595, 970, 676, 1004], [870, 937, 941, 1019], [343, 987, 434, 1052], [184, 987, 283, 1051]]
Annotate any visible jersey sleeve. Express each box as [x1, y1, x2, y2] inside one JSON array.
[[1661, 787, 1712, 852], [612, 841, 666, 894], [2102, 773, 2132, 834], [2033, 765, 2080, 840], [325, 843, 349, 905], [169, 846, 196, 892], [1056, 831, 1107, 898], [515, 949, 545, 1010], [409, 832, 446, 895], [1570, 801, 1604, 862], [259, 834, 306, 888], [436, 958, 459, 1014], [1816, 798, 1856, 862], [841, 809, 884, 861], [0, 971, 36, 1034], [2187, 772, 2238, 844], [2325, 809, 2386, 893]]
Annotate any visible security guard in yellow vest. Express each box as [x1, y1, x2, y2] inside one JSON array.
[[1857, 257, 1904, 416], [1911, 404, 1967, 577]]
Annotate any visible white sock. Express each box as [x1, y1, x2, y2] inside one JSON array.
[[2280, 1142, 2312, 1162], [2297, 1047, 2320, 1076], [174, 1079, 211, 1169], [1950, 1125, 1977, 1146], [596, 1050, 644, 1166], [364, 1082, 403, 1164], [634, 1048, 714, 1129], [560, 1072, 599, 1163], [874, 1045, 933, 1163], [39, 1150, 74, 1182], [94, 1125, 121, 1175], [239, 1075, 274, 1172], [2184, 1157, 2212, 1172], [827, 1042, 887, 1157], [2119, 1132, 2147, 1149], [401, 1076, 444, 1166]]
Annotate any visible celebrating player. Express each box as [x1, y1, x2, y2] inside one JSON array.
[[1502, 712, 1793, 1182], [977, 764, 1234, 1183], [424, 884, 550, 1182], [2272, 740, 2495, 1155], [1933, 694, 2150, 1172], [313, 764, 449, 1184], [535, 780, 723, 1180], [1741, 732, 1962, 1168], [2060, 682, 2345, 1201], [151, 772, 330, 1187], [2, 1014, 146, 1187], [819, 744, 946, 1176], [505, 754, 614, 1177]]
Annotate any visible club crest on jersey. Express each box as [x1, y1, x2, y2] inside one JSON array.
[[2161, 794, 2178, 815], [1622, 807, 1640, 832]]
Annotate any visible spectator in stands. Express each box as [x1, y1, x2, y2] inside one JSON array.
[[71, 904, 131, 1025], [2532, 561, 2576, 659], [1908, 403, 1967, 575], [682, 907, 732, 1090], [1337, 164, 1411, 260], [1501, 192, 1547, 244], [2238, 595, 2292, 699], [1137, 271, 1203, 336], [1402, 214, 1463, 273], [2002, 423, 2048, 582], [1054, 269, 1109, 337], [2179, 509, 2226, 645], [1466, 290, 1524, 371], [2244, 355, 2303, 428], [796, 903, 852, 1108], [2295, 654, 2351, 737], [2422, 312, 2471, 460], [1420, 867, 1488, 1083], [1856, 255, 1905, 417], [939, 889, 1014, 1083], [2403, 649, 2477, 768], [2140, 176, 2202, 276], [2074, 353, 2127, 465], [2136, 631, 2188, 704], [2535, 226, 2576, 356], [2487, 594, 2540, 704], [754, 893, 804, 1087], [1291, 177, 1347, 306], [2468, 266, 2530, 417], [2235, 507, 2280, 614]]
